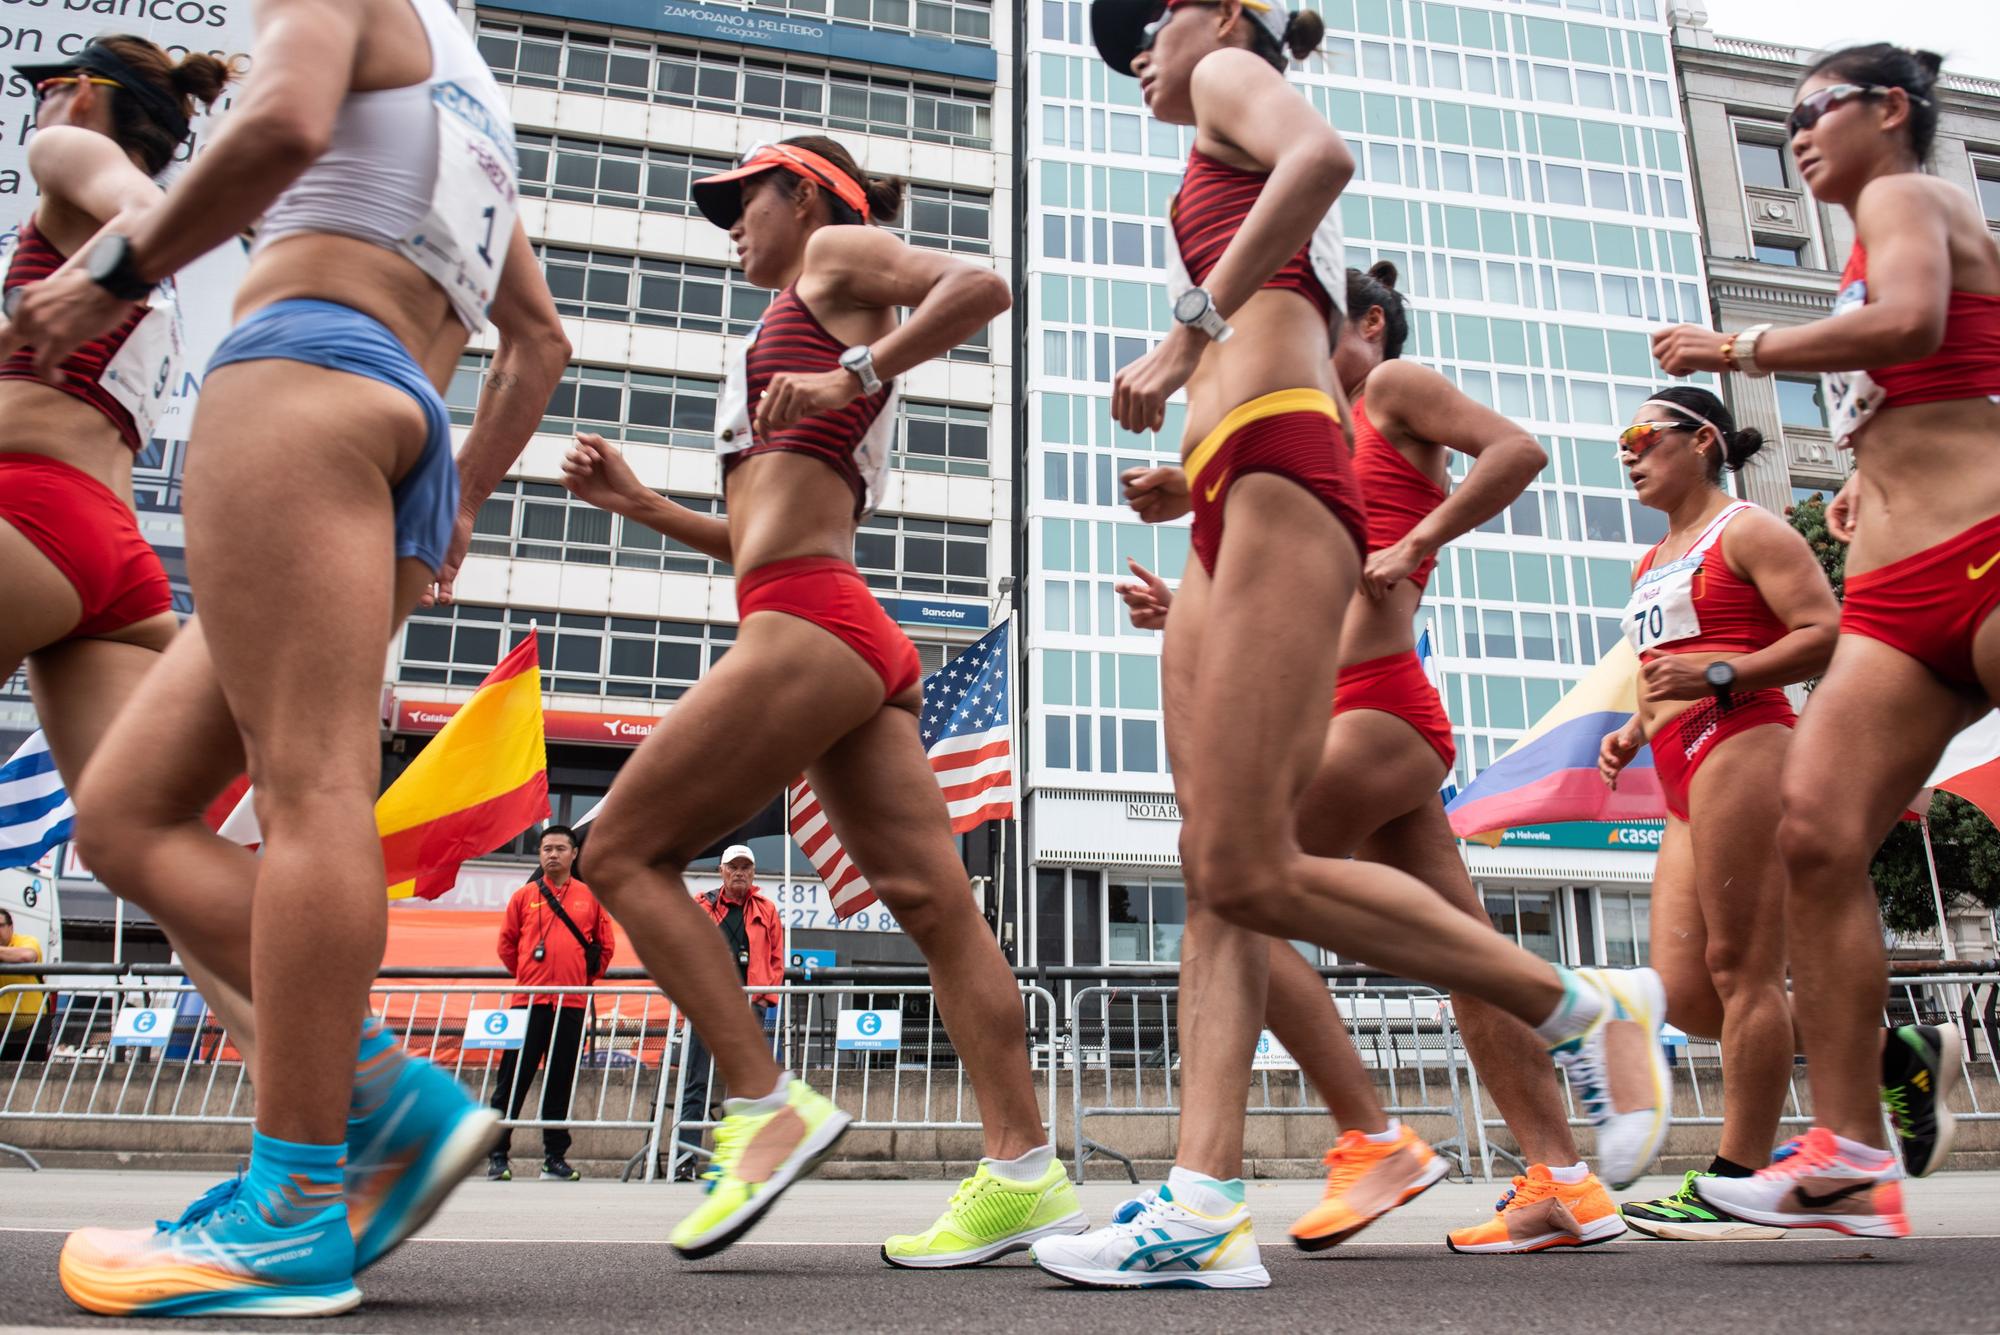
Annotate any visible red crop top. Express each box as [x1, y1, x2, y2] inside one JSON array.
[[725, 285, 892, 518], [0, 219, 149, 451], [1838, 243, 2000, 409], [1171, 149, 1334, 326], [1633, 513, 1789, 659], [1352, 398, 1447, 590]]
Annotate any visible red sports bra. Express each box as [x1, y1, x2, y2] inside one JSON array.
[[0, 218, 149, 451], [1171, 149, 1333, 326], [726, 285, 892, 519], [1633, 512, 1788, 659], [1352, 398, 1446, 590], [1838, 243, 2000, 409]]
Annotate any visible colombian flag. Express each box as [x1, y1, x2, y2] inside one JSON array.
[[379, 630, 550, 900], [1445, 639, 1663, 844]]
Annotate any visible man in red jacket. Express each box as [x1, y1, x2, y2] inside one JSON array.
[[674, 844, 784, 1179], [487, 825, 615, 1183]]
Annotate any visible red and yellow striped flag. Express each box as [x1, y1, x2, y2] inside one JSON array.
[[379, 630, 550, 900]]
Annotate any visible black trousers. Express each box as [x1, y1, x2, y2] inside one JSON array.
[[490, 1003, 587, 1158], [678, 1004, 777, 1124]]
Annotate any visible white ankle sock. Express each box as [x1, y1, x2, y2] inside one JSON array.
[[1362, 1119, 1402, 1145], [1831, 1133, 1894, 1169], [1533, 967, 1606, 1046], [984, 1144, 1056, 1183], [1166, 1165, 1241, 1216], [726, 1072, 791, 1115], [1548, 1161, 1590, 1184]]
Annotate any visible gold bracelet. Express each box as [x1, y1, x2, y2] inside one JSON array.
[[1719, 336, 1739, 372]]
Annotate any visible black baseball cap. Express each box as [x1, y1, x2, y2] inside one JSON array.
[[15, 39, 190, 143], [1091, 0, 1292, 77]]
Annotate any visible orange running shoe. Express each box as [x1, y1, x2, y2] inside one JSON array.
[[1445, 1164, 1627, 1254], [1289, 1126, 1451, 1251]]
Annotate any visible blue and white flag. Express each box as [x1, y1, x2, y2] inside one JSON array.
[[0, 731, 74, 869]]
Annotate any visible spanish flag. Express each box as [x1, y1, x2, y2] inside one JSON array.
[[380, 630, 550, 900], [1444, 639, 1664, 845]]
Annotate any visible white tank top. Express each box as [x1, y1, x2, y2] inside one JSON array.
[[254, 0, 518, 331]]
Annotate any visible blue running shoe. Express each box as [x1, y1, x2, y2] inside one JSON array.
[[60, 1175, 360, 1317], [346, 1052, 501, 1271]]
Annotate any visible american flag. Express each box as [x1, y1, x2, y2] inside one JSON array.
[[787, 622, 1015, 919]]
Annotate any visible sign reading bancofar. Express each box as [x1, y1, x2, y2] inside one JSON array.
[[0, 3, 257, 439]]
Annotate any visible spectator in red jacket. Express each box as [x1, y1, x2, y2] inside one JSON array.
[[674, 845, 784, 1178], [487, 825, 615, 1183]]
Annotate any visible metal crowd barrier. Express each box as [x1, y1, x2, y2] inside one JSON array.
[[1066, 981, 1474, 1184], [1465, 969, 2000, 1180]]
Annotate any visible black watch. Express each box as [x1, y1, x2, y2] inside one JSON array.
[[1704, 660, 1736, 705], [85, 234, 153, 303]]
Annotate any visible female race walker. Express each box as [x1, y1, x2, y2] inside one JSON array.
[[1, 37, 226, 880], [1653, 43, 1992, 1239], [1032, 0, 1669, 1290], [559, 135, 1086, 1265], [4, 0, 568, 1315], [1115, 264, 1624, 1256], [1595, 388, 1840, 1240]]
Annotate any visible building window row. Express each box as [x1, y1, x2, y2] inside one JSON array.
[[399, 604, 737, 700], [478, 22, 993, 148], [747, 0, 992, 42]]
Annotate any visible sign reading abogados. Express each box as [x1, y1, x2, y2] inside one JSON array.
[[1481, 821, 1666, 850]]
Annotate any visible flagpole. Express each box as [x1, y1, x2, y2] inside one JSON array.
[[1918, 815, 1958, 962], [1006, 607, 1026, 966]]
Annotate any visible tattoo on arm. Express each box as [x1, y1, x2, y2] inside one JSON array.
[[486, 371, 521, 392]]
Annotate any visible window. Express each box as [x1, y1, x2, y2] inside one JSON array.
[[855, 514, 989, 599], [1484, 886, 1561, 962], [1974, 157, 2000, 225], [1597, 888, 1651, 967], [1108, 877, 1186, 964], [399, 604, 737, 701], [1776, 376, 1829, 430], [444, 355, 719, 447], [516, 134, 731, 215], [538, 246, 770, 335], [478, 22, 992, 148], [899, 401, 990, 475], [467, 480, 729, 575], [753, 0, 993, 41], [1753, 242, 1803, 267], [899, 184, 993, 255], [1736, 137, 1790, 190]]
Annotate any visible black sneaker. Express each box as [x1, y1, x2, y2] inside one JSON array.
[[486, 1153, 511, 1182], [541, 1157, 582, 1182], [1882, 1023, 1963, 1177], [1619, 1171, 1782, 1241]]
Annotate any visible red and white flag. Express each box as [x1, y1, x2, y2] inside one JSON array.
[[788, 623, 1015, 919]]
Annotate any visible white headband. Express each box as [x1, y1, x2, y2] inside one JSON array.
[[1637, 399, 1722, 442]]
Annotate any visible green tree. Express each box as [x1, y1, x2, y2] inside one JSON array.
[[1787, 493, 2000, 937]]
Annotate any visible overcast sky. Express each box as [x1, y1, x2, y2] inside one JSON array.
[[1698, 0, 2000, 84]]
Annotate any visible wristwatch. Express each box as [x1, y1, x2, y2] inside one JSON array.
[[1734, 323, 1774, 378], [839, 344, 883, 395], [1172, 286, 1233, 343], [84, 234, 153, 303], [1704, 660, 1737, 708]]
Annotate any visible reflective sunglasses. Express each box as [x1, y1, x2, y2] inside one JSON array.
[[35, 75, 121, 105], [1616, 420, 1699, 459], [1786, 82, 1928, 139]]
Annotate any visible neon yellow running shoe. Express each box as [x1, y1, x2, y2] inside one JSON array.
[[668, 1077, 851, 1259], [882, 1158, 1088, 1268]]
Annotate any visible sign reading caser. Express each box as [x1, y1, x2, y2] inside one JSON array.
[[490, 0, 997, 81]]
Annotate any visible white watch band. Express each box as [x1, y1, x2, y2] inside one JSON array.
[[841, 345, 882, 395], [1735, 323, 1774, 378]]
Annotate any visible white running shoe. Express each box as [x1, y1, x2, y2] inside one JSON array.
[[1031, 1182, 1270, 1289], [1548, 966, 1672, 1190], [1694, 1129, 1908, 1239]]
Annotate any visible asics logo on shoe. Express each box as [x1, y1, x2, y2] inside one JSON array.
[[1125, 1232, 1228, 1271], [1791, 1181, 1871, 1209]]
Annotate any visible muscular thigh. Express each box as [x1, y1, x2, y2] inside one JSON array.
[[1299, 711, 1447, 859], [803, 704, 968, 909], [25, 636, 170, 791], [1685, 725, 1791, 963], [0, 520, 84, 675], [1646, 816, 1706, 980], [1356, 797, 1480, 916], [76, 619, 246, 825], [1160, 559, 1210, 810]]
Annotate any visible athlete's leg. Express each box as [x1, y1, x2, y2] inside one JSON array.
[[1265, 942, 1386, 1132], [1360, 797, 1583, 1168], [1685, 726, 1796, 1168], [1776, 638, 1967, 1146], [805, 701, 1045, 1159], [0, 517, 85, 678], [1644, 818, 1721, 1039], [582, 610, 890, 1099]]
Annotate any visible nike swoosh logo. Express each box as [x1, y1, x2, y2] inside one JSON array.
[[1969, 551, 2000, 580], [1204, 471, 1228, 503], [1793, 1180, 1872, 1209]]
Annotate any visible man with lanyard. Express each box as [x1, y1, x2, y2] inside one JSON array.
[[488, 825, 615, 1182], [674, 845, 784, 1180]]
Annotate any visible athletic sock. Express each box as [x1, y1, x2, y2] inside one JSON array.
[[349, 1017, 409, 1122], [1547, 1161, 1591, 1185], [1533, 967, 1606, 1047], [243, 1130, 346, 1228], [1707, 1155, 1756, 1179], [984, 1143, 1056, 1184], [1166, 1165, 1244, 1217], [726, 1072, 792, 1116], [1830, 1132, 1894, 1170], [1361, 1119, 1402, 1145]]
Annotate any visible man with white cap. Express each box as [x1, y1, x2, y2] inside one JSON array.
[[675, 844, 785, 1177]]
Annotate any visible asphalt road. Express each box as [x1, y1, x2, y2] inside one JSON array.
[[3, 1174, 1997, 1333]]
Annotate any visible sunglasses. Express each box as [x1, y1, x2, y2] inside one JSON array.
[[1616, 420, 1698, 459], [35, 75, 121, 105], [1786, 82, 1928, 139]]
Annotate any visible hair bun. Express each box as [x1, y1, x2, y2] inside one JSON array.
[[1367, 259, 1400, 290], [1723, 426, 1766, 472], [168, 51, 234, 110], [1282, 8, 1324, 61], [1911, 48, 1944, 81]]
